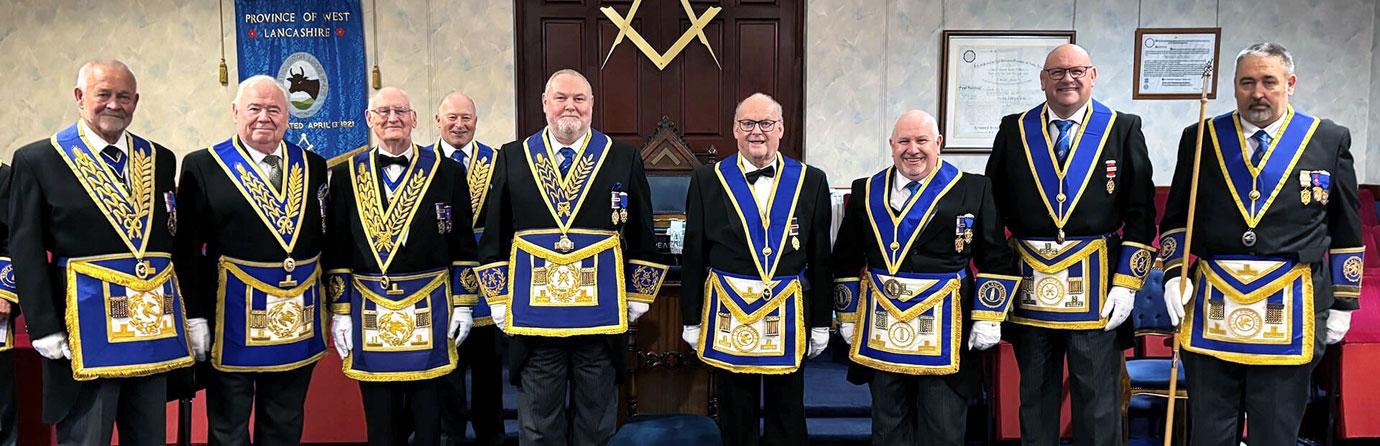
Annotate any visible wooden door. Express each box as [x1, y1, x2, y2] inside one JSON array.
[[514, 0, 805, 161]]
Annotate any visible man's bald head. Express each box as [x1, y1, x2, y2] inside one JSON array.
[[889, 110, 943, 181], [367, 87, 417, 153], [1040, 44, 1097, 118], [436, 91, 479, 148]]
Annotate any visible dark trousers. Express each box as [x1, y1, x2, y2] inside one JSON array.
[[359, 378, 441, 446], [868, 371, 966, 446], [1182, 312, 1325, 446], [205, 363, 316, 446], [714, 368, 806, 446], [0, 350, 15, 446], [1010, 324, 1123, 446], [516, 339, 616, 446], [55, 373, 167, 446], [440, 325, 504, 446]]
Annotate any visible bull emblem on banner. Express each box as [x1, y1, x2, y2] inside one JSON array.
[[287, 67, 321, 100]]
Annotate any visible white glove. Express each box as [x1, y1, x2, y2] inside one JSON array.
[[32, 333, 71, 360], [187, 318, 210, 361], [806, 327, 830, 359], [1325, 309, 1353, 345], [490, 304, 508, 333], [331, 314, 353, 359], [448, 307, 474, 343], [1101, 286, 1136, 331], [681, 325, 701, 352], [967, 321, 1002, 350], [628, 302, 650, 323], [1164, 277, 1193, 327], [838, 322, 855, 346]]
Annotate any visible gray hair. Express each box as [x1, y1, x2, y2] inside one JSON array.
[[734, 93, 784, 122], [543, 69, 592, 96], [234, 75, 290, 106], [1236, 42, 1295, 76], [437, 91, 479, 119], [75, 60, 136, 91]]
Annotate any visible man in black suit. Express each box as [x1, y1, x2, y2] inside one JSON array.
[[984, 44, 1157, 445], [475, 69, 666, 446], [430, 91, 505, 446], [0, 164, 20, 446], [174, 75, 328, 445], [680, 93, 833, 446], [1159, 42, 1363, 446], [833, 110, 1020, 445], [324, 86, 479, 446], [10, 60, 194, 444]]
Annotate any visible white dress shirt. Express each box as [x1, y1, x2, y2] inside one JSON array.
[[891, 170, 926, 211], [1239, 115, 1286, 158], [1046, 100, 1090, 144], [439, 139, 475, 167], [740, 154, 779, 214], [243, 141, 285, 185], [546, 128, 588, 166], [374, 145, 414, 199], [80, 120, 129, 179]]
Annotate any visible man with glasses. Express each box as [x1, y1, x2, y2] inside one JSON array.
[[9, 60, 193, 444], [173, 75, 328, 445], [475, 69, 666, 446], [1158, 42, 1361, 446], [323, 87, 479, 446], [984, 44, 1157, 445], [680, 93, 833, 445], [430, 91, 505, 446]]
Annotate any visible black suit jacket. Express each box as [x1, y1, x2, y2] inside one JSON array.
[[1159, 116, 1361, 312], [985, 104, 1156, 347], [478, 132, 659, 385], [9, 136, 179, 423], [173, 142, 328, 326], [323, 145, 478, 279], [831, 170, 1017, 395], [680, 157, 834, 329]]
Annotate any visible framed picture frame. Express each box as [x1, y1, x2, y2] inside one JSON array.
[[1133, 28, 1221, 100], [939, 30, 1075, 153]]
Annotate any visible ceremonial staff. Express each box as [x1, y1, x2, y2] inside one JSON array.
[[1163, 59, 1213, 445]]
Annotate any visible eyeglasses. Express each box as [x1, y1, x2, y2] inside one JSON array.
[[370, 107, 414, 117], [1043, 66, 1093, 80], [737, 119, 779, 132]]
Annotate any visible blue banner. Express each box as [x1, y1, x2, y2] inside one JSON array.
[[236, 0, 367, 164]]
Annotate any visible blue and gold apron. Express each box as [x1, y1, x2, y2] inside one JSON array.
[[0, 257, 17, 352], [475, 130, 666, 337], [209, 137, 325, 371], [850, 268, 964, 374], [1181, 257, 1314, 365], [696, 155, 807, 374], [51, 123, 193, 380], [344, 269, 457, 380]]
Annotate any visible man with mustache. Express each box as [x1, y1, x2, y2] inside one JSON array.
[[475, 69, 666, 446], [680, 93, 833, 445], [9, 60, 193, 444], [430, 91, 505, 446], [324, 87, 479, 446], [833, 110, 1019, 445], [173, 75, 328, 445], [1158, 42, 1362, 446], [984, 44, 1157, 445]]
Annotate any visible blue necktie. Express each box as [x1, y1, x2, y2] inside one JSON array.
[[904, 181, 921, 196], [1052, 120, 1075, 164], [1250, 130, 1271, 167], [451, 149, 468, 167], [100, 145, 127, 184], [558, 147, 576, 176]]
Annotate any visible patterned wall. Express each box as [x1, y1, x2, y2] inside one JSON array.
[[806, 0, 1379, 186], [0, 0, 517, 164]]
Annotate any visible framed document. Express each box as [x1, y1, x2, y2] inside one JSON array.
[[939, 30, 1076, 152], [1133, 28, 1221, 99]]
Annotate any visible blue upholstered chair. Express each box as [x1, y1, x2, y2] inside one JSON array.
[[1124, 268, 1188, 443], [608, 414, 722, 446]]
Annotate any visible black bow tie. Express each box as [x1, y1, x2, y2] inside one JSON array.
[[377, 153, 408, 168], [745, 165, 776, 184]]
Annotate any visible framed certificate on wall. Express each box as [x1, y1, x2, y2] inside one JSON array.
[[1133, 28, 1221, 99], [939, 30, 1076, 152]]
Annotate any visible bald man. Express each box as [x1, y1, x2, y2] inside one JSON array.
[[832, 111, 1019, 445], [10, 60, 192, 444], [430, 92, 505, 446], [680, 93, 833, 445], [173, 75, 329, 445], [323, 87, 479, 446], [984, 44, 1156, 445], [475, 69, 666, 446]]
